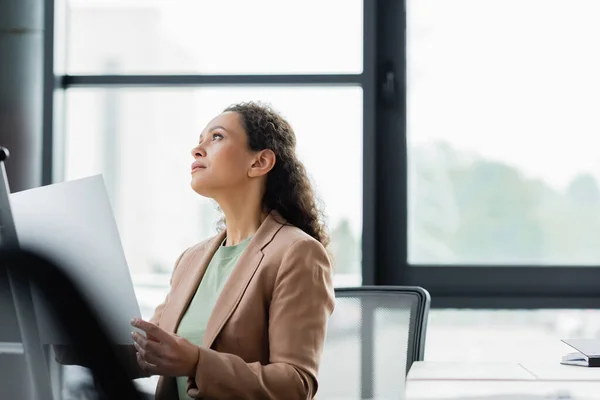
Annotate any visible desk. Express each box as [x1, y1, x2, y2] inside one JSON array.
[[406, 361, 600, 399]]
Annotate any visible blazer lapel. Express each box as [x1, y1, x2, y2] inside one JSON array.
[[159, 230, 226, 334], [202, 211, 286, 348]]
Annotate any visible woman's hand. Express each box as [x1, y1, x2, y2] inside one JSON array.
[[130, 318, 199, 377]]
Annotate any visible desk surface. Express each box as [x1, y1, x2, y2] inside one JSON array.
[[407, 361, 600, 399]]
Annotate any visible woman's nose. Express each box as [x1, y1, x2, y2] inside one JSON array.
[[191, 144, 205, 158]]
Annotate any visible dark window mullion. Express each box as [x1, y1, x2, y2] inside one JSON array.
[[60, 74, 364, 88], [362, 0, 378, 286], [375, 0, 408, 286]]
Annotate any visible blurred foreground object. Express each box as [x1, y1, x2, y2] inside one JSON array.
[[0, 247, 144, 399]]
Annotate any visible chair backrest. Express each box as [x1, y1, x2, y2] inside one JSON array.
[[318, 286, 430, 400]]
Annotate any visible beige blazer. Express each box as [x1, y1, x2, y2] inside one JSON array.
[[151, 211, 335, 400]]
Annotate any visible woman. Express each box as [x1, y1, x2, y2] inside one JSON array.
[[127, 101, 335, 400]]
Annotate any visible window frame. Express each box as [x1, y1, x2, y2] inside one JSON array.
[[373, 0, 600, 309], [45, 0, 600, 310], [47, 0, 377, 289]]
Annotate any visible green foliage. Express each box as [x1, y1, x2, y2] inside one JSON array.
[[330, 218, 361, 274], [413, 142, 600, 265]]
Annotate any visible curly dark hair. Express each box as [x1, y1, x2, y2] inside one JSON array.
[[223, 101, 330, 247]]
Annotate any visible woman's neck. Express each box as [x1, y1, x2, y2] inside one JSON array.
[[219, 202, 266, 246]]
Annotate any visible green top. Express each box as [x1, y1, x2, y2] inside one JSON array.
[[175, 236, 252, 400]]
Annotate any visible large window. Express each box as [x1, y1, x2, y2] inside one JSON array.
[[366, 0, 600, 309], [60, 0, 366, 299], [407, 0, 600, 265]]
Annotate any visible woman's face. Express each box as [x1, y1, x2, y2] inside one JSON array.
[[190, 111, 257, 198]]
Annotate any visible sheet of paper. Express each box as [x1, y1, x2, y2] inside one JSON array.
[[408, 361, 536, 381], [520, 361, 600, 381], [10, 175, 141, 344]]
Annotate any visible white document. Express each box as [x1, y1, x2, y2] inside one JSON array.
[[520, 361, 600, 381], [10, 175, 141, 344], [407, 361, 536, 381]]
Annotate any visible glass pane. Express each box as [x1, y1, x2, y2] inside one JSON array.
[[319, 298, 411, 399], [426, 309, 600, 362], [407, 0, 600, 264], [319, 298, 362, 398], [66, 0, 363, 74], [63, 87, 363, 303], [373, 307, 409, 398]]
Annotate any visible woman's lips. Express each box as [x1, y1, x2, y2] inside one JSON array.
[[191, 161, 206, 173]]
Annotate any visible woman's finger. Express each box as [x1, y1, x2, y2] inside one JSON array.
[[134, 332, 165, 360], [137, 352, 159, 376], [131, 319, 171, 343], [135, 341, 163, 370], [132, 331, 148, 348], [142, 338, 164, 357], [133, 341, 147, 358], [136, 352, 148, 373]]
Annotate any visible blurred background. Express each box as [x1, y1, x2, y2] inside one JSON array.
[[3, 0, 600, 398]]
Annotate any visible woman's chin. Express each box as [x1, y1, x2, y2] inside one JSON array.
[[190, 181, 214, 198]]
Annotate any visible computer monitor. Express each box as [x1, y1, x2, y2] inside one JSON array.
[[10, 174, 142, 345]]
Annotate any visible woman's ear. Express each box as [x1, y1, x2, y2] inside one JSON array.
[[248, 149, 276, 178]]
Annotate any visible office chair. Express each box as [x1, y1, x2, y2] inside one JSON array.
[[0, 247, 145, 400], [318, 286, 430, 400]]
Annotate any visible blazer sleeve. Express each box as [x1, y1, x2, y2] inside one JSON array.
[[186, 238, 335, 400], [54, 247, 190, 380]]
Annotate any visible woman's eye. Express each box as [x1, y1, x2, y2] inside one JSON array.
[[212, 133, 224, 140]]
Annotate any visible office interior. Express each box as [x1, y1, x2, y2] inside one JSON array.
[[2, 0, 600, 399]]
